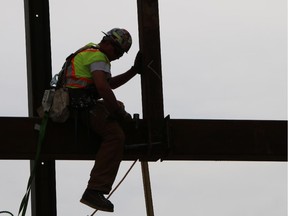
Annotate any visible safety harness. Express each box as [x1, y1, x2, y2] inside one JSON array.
[[18, 45, 100, 216]]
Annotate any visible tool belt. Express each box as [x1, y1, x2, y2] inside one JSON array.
[[68, 87, 100, 110]]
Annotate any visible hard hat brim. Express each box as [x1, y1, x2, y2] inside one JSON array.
[[101, 31, 127, 53]]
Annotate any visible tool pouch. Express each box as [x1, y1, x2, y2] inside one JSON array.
[[37, 88, 70, 123], [49, 88, 70, 122]]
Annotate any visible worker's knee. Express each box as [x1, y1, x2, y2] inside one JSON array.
[[112, 128, 125, 145]]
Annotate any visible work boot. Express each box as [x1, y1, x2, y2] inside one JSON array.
[[80, 189, 114, 212]]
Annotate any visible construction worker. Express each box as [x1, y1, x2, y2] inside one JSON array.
[[62, 28, 142, 212]]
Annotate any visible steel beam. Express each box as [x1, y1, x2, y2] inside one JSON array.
[[164, 119, 287, 161], [137, 0, 164, 154], [24, 0, 52, 115], [30, 160, 57, 216], [0, 117, 286, 161], [24, 0, 56, 215]]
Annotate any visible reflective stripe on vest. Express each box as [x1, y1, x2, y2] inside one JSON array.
[[65, 46, 110, 88]]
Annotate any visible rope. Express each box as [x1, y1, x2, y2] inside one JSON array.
[[0, 211, 14, 216], [18, 112, 49, 216], [89, 159, 138, 216]]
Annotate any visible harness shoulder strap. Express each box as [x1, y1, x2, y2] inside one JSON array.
[[51, 44, 99, 89]]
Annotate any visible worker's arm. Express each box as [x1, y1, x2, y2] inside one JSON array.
[[92, 70, 121, 113], [109, 67, 137, 89], [109, 51, 142, 89]]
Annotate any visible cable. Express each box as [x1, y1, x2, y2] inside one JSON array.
[[0, 211, 14, 216], [89, 159, 138, 216], [18, 113, 49, 216]]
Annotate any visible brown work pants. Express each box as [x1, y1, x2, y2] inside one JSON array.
[[87, 102, 125, 194]]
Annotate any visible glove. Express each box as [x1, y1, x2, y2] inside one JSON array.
[[133, 51, 143, 74]]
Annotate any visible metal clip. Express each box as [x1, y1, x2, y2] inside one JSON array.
[[42, 89, 55, 112]]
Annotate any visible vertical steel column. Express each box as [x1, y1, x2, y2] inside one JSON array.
[[30, 161, 57, 216], [137, 0, 163, 215], [24, 0, 57, 215], [137, 0, 164, 146], [24, 0, 53, 115]]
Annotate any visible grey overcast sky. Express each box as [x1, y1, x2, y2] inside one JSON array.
[[0, 0, 287, 216]]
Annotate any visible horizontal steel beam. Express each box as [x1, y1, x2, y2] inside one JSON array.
[[0, 117, 286, 161], [165, 119, 287, 161], [0, 117, 155, 160]]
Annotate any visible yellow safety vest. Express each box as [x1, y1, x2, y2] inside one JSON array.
[[65, 43, 111, 88]]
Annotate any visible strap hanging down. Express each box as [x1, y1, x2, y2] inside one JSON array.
[[18, 112, 49, 216]]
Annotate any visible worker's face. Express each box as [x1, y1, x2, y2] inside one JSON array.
[[105, 41, 124, 61]]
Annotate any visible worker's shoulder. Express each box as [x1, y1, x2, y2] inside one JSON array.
[[77, 48, 108, 63], [85, 51, 109, 63]]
